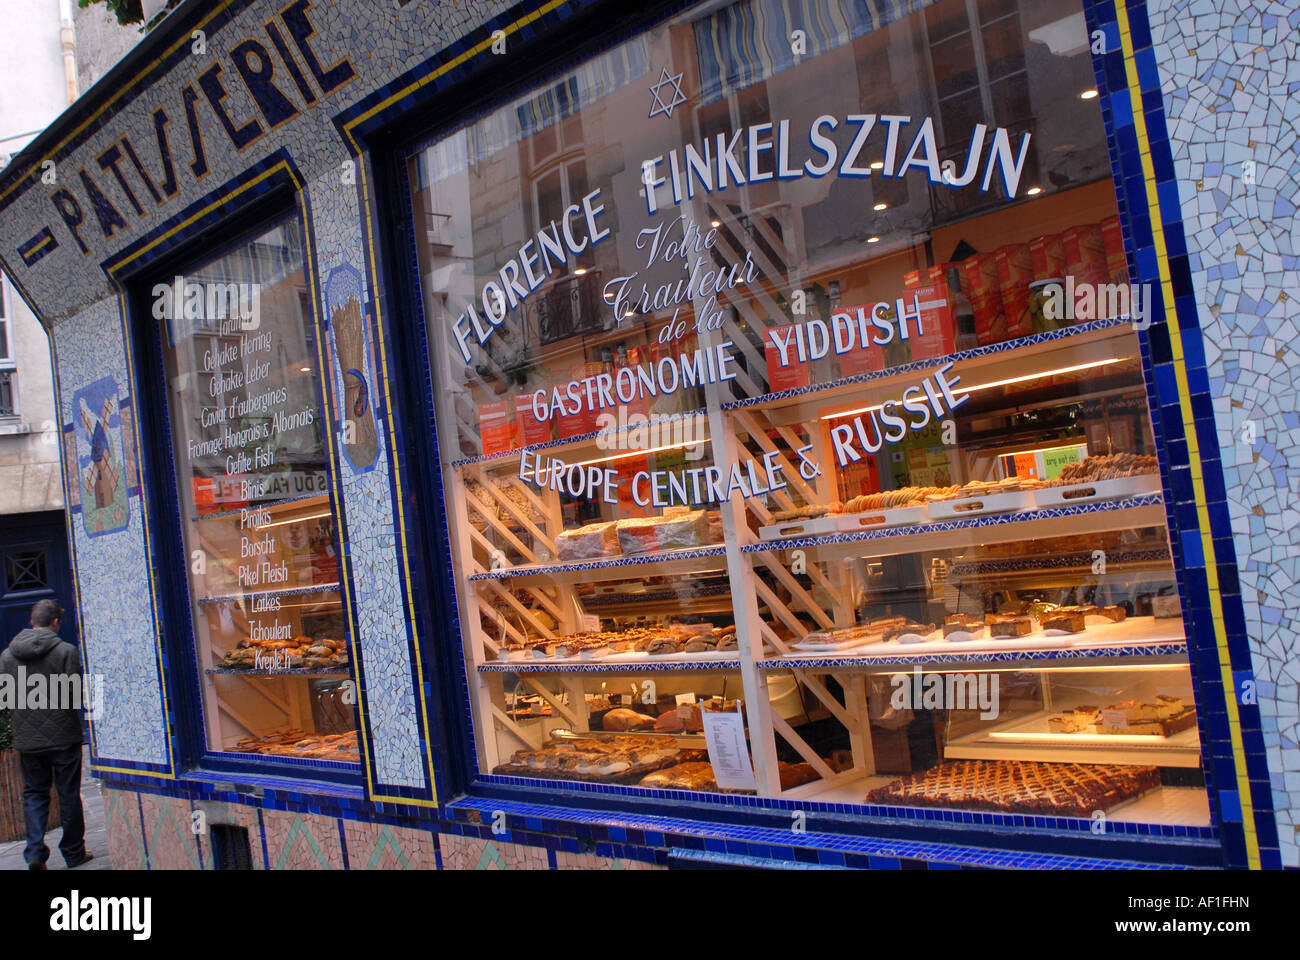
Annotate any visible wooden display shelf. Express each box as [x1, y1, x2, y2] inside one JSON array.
[[479, 653, 742, 674], [744, 496, 1167, 564], [467, 545, 727, 584], [723, 317, 1136, 424], [757, 615, 1187, 672], [944, 710, 1202, 768]]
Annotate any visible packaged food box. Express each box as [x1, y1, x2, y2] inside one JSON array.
[[833, 305, 886, 376], [1029, 233, 1066, 280], [515, 392, 551, 447], [964, 253, 1007, 345], [765, 322, 812, 392], [903, 281, 956, 361], [478, 400, 515, 456], [1100, 215, 1129, 286], [1062, 223, 1109, 289]]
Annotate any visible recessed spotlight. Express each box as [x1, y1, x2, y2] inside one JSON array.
[[870, 161, 884, 170], [873, 202, 888, 211], [299, 366, 312, 373], [604, 291, 615, 302], [710, 219, 721, 228], [866, 236, 880, 244], [574, 267, 588, 275], [1079, 89, 1098, 100], [623, 309, 634, 318], [1026, 186, 1042, 196]]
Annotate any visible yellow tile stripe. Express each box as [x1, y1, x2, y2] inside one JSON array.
[[1114, 2, 1259, 868]]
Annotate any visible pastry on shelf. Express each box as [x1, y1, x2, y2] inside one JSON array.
[[555, 520, 619, 560], [864, 760, 1161, 817], [601, 708, 657, 731], [988, 615, 1034, 638], [1040, 611, 1087, 634]]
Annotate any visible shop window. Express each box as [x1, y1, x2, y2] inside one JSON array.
[[151, 216, 359, 766], [407, 0, 1208, 828]]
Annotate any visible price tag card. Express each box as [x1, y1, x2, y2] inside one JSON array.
[[1101, 709, 1128, 730], [581, 613, 601, 633], [701, 709, 757, 791], [675, 692, 697, 706]]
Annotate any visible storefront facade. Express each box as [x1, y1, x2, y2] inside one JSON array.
[[0, 0, 1291, 869]]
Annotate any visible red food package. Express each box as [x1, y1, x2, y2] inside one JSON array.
[[515, 392, 551, 447], [904, 281, 956, 361], [478, 400, 514, 456], [964, 253, 1007, 345], [1100, 215, 1129, 286], [833, 305, 886, 376], [1029, 234, 1066, 281], [1062, 223, 1109, 288], [765, 323, 812, 391]]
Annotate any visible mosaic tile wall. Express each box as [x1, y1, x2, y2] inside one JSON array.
[[1147, 0, 1300, 868], [53, 298, 169, 767], [311, 172, 427, 790]]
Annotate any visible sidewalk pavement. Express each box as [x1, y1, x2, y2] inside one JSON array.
[[0, 746, 110, 870]]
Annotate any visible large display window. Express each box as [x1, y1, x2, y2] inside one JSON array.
[[409, 0, 1209, 826], [153, 217, 360, 766]]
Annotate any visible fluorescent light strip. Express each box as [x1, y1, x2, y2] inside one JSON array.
[[819, 357, 1127, 421], [519, 438, 710, 478], [256, 510, 332, 529]]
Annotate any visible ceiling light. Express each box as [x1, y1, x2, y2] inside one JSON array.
[[710, 219, 721, 228], [1026, 186, 1042, 196], [299, 365, 312, 372], [574, 267, 588, 276], [870, 161, 884, 170], [866, 236, 880, 243], [873, 202, 888, 211], [1079, 89, 1098, 100], [820, 357, 1128, 420]]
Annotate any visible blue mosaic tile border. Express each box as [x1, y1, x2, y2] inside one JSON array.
[[948, 548, 1172, 576], [1083, 0, 1280, 870], [743, 495, 1166, 553], [478, 656, 743, 673], [758, 641, 1189, 671], [467, 543, 728, 581]]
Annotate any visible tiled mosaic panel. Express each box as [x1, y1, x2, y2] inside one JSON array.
[[262, 808, 346, 870], [54, 299, 169, 767], [439, 833, 550, 870], [311, 173, 425, 789], [103, 788, 148, 870], [554, 851, 663, 870], [1, 0, 518, 321], [342, 819, 439, 869], [139, 793, 202, 869], [1148, 0, 1300, 868]]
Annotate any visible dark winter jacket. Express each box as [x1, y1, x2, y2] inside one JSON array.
[[0, 627, 84, 752]]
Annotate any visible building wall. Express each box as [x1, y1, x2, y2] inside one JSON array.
[[0, 0, 71, 513], [72, 1, 143, 96], [1148, 0, 1300, 868]]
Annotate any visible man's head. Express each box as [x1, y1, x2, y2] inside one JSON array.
[[31, 599, 64, 632]]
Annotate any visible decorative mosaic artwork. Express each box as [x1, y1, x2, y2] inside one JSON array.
[[1148, 0, 1300, 867], [54, 298, 169, 766]]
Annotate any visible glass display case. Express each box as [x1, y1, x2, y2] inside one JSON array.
[[154, 218, 360, 765], [408, 0, 1210, 824]]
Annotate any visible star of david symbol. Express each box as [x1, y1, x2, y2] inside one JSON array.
[[648, 67, 687, 119]]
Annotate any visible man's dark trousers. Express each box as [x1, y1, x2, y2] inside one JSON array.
[[20, 745, 85, 867]]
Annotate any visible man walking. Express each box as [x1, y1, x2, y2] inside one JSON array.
[[0, 599, 92, 870]]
